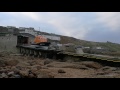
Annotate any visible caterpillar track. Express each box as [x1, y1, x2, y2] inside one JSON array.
[[16, 45, 120, 67]]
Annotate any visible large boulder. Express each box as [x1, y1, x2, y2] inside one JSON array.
[[19, 70, 29, 78], [28, 73, 36, 78], [1, 73, 8, 78], [14, 74, 21, 78], [101, 66, 117, 72], [37, 71, 54, 78], [31, 65, 42, 70], [5, 60, 19, 66], [44, 60, 53, 65], [58, 69, 66, 73], [7, 71, 14, 77], [11, 66, 20, 74], [81, 61, 103, 69]]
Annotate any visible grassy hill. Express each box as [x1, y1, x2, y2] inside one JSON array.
[[59, 35, 120, 56], [1, 26, 120, 56], [33, 31, 120, 55]]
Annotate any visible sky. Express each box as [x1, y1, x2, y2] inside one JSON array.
[[0, 12, 120, 43]]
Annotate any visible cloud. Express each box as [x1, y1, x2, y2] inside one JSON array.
[[84, 27, 120, 43], [3, 12, 42, 22], [1, 12, 120, 43], [95, 12, 120, 31], [0, 12, 108, 40], [41, 12, 92, 39], [3, 12, 90, 39]]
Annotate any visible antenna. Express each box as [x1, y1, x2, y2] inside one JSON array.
[[39, 27, 40, 31], [39, 27, 42, 36]]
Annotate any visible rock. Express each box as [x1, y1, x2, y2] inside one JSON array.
[[25, 66, 32, 69], [0, 69, 6, 73], [81, 61, 102, 69], [62, 65, 89, 70], [6, 66, 12, 69], [0, 69, 8, 73], [36, 66, 42, 70], [8, 71, 14, 77], [46, 65, 54, 67], [0, 74, 2, 78], [14, 74, 21, 78], [1, 73, 8, 78], [16, 66, 22, 70], [114, 71, 120, 75], [96, 72, 106, 75], [9, 76, 15, 78], [102, 66, 111, 70], [17, 62, 30, 67], [48, 75, 54, 78], [37, 74, 48, 78], [96, 70, 111, 76], [0, 60, 5, 67], [11, 66, 19, 74], [66, 60, 73, 63], [31, 65, 42, 70], [14, 69, 20, 74], [78, 65, 89, 70], [28, 74, 36, 78], [44, 60, 52, 65], [28, 61, 36, 66], [5, 60, 19, 66], [58, 69, 66, 73], [41, 66, 48, 69], [31, 67, 38, 72], [0, 54, 4, 57], [102, 66, 117, 71], [19, 70, 29, 78], [28, 67, 38, 76], [0, 67, 2, 69], [37, 73, 52, 78]]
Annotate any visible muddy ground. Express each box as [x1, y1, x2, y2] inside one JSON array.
[[0, 52, 120, 78]]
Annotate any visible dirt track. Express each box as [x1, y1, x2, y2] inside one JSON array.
[[0, 52, 120, 78]]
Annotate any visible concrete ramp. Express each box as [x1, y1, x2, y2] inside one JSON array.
[[75, 48, 84, 54]]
